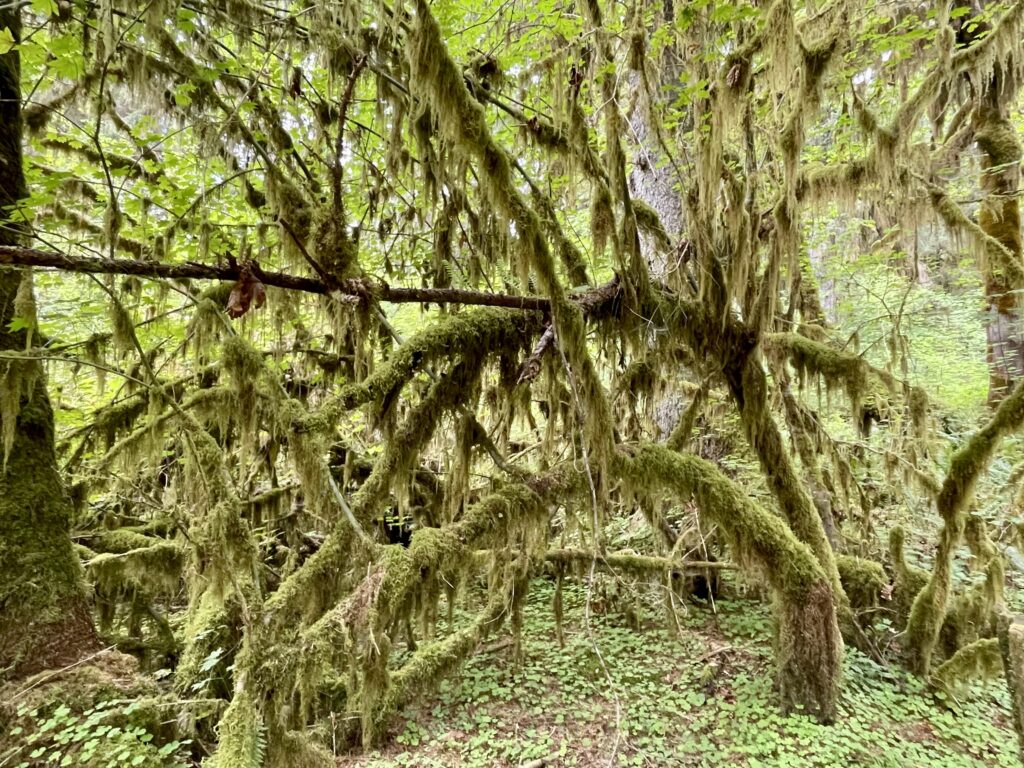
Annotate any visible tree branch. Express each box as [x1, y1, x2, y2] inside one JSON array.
[[0, 245, 578, 311]]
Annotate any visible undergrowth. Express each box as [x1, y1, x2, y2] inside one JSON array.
[[340, 580, 1018, 768]]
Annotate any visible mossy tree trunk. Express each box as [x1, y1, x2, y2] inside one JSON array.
[[0, 6, 99, 680], [975, 66, 1024, 406], [997, 612, 1024, 763]]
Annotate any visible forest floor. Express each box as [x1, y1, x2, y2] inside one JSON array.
[[338, 580, 1019, 768]]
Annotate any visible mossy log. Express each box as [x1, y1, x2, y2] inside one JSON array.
[[616, 444, 842, 722]]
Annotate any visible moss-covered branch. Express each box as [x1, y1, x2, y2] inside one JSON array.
[[906, 382, 1024, 674], [615, 444, 842, 721], [305, 468, 579, 744], [408, 0, 616, 479]]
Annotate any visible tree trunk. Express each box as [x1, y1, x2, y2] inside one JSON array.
[[0, 6, 99, 680], [975, 71, 1024, 405], [998, 611, 1024, 764]]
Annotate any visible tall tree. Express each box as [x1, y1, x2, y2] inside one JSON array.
[[0, 5, 98, 679]]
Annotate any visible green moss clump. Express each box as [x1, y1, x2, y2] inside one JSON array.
[[932, 638, 1002, 693], [836, 555, 887, 612]]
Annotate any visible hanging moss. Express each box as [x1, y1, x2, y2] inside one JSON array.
[[326, 308, 538, 415], [631, 199, 672, 253], [906, 381, 1024, 675], [303, 468, 577, 745], [932, 637, 1002, 692], [616, 444, 842, 722], [765, 332, 897, 414], [205, 684, 265, 768], [366, 595, 508, 744], [86, 541, 184, 598], [408, 0, 616, 487]]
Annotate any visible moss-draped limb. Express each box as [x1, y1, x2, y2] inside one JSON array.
[[906, 382, 1024, 674], [931, 637, 1002, 692], [264, 357, 485, 630], [86, 541, 185, 597], [408, 0, 616, 480], [660, 300, 840, 597], [304, 468, 579, 744], [544, 548, 731, 575], [731, 345, 841, 588], [366, 594, 509, 743], [615, 444, 842, 722], [97, 386, 228, 472], [323, 308, 540, 415], [765, 332, 897, 408], [798, 0, 1024, 208], [927, 183, 1024, 308]]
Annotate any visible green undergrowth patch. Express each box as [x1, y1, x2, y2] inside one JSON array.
[[339, 580, 1019, 768]]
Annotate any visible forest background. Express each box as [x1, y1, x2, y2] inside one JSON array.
[[3, 0, 1024, 766]]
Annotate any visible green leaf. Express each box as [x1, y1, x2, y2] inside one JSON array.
[[0, 27, 15, 54]]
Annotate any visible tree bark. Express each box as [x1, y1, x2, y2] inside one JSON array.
[[0, 6, 99, 680], [968, 18, 1024, 405]]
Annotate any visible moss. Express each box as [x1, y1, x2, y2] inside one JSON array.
[[998, 612, 1024, 763], [174, 588, 243, 700], [906, 381, 1024, 674], [326, 308, 538, 416], [301, 471, 577, 745], [836, 555, 887, 612], [939, 588, 989, 659], [888, 526, 929, 630], [0, 334, 99, 677], [205, 685, 265, 768], [765, 332, 897, 415], [408, 0, 616, 482], [617, 444, 841, 722], [632, 199, 672, 253], [266, 360, 486, 634], [589, 184, 614, 258], [366, 596, 507, 744], [86, 541, 184, 597], [931, 638, 1002, 692]]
